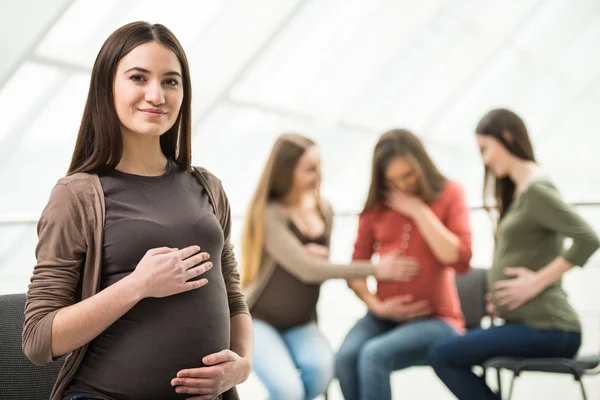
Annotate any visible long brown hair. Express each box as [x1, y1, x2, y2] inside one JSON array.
[[363, 129, 447, 213], [241, 133, 317, 287], [476, 108, 535, 219], [67, 21, 192, 175]]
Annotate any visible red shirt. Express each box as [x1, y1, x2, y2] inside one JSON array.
[[352, 181, 472, 333]]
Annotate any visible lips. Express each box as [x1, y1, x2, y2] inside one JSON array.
[[138, 108, 166, 115]]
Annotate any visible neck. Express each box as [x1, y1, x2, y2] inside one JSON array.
[[508, 158, 540, 189], [281, 189, 317, 210], [116, 130, 168, 176]]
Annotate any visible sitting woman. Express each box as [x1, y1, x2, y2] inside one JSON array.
[[428, 108, 600, 400], [241, 133, 410, 400], [335, 129, 473, 400]]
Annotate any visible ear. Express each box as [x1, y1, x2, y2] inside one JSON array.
[[501, 130, 514, 146]]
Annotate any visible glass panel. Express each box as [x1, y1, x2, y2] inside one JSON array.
[[36, 0, 228, 67], [231, 1, 442, 118], [0, 62, 60, 143], [0, 73, 90, 215], [192, 102, 313, 216]]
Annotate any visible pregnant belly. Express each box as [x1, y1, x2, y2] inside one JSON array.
[[376, 279, 434, 303], [75, 288, 230, 400]]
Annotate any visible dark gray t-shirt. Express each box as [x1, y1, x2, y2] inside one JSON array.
[[65, 161, 230, 400]]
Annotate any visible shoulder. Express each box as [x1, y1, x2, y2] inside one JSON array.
[[360, 203, 384, 221], [191, 166, 223, 191], [265, 201, 288, 223], [440, 180, 466, 200], [523, 178, 561, 203], [52, 173, 99, 204]]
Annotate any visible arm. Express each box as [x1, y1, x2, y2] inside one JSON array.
[[412, 183, 472, 270], [528, 183, 600, 288], [23, 184, 143, 364], [529, 182, 600, 269], [230, 313, 253, 371], [348, 278, 380, 311], [348, 211, 378, 306], [494, 184, 600, 310], [264, 203, 374, 283], [24, 184, 211, 365]]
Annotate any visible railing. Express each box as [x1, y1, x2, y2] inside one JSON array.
[[1, 202, 599, 226]]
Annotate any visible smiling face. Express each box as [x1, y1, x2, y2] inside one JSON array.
[[292, 145, 321, 193], [476, 134, 514, 178], [113, 41, 184, 138]]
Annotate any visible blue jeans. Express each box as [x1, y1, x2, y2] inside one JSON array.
[[428, 323, 582, 400], [335, 313, 457, 400], [252, 319, 334, 400]]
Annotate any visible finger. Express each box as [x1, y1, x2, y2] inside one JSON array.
[[171, 377, 213, 388], [174, 385, 214, 395], [507, 299, 522, 311], [185, 263, 213, 281], [495, 294, 513, 306], [389, 294, 414, 304], [183, 252, 211, 270], [203, 350, 236, 365], [174, 245, 201, 260], [494, 280, 513, 290], [404, 299, 430, 309], [177, 366, 222, 379], [147, 247, 177, 256], [182, 278, 208, 292], [503, 267, 522, 277]]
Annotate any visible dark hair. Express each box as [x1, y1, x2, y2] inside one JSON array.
[[476, 108, 535, 218], [362, 129, 447, 213], [68, 21, 192, 175]]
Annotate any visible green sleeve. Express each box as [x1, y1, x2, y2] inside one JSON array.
[[526, 181, 600, 267]]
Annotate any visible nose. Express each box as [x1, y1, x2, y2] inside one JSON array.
[[145, 80, 165, 105]]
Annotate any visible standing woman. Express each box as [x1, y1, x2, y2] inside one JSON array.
[[241, 133, 411, 400], [22, 22, 252, 400], [428, 108, 600, 400], [335, 129, 473, 400]]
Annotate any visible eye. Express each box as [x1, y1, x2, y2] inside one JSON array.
[[130, 74, 146, 82], [164, 78, 180, 87]]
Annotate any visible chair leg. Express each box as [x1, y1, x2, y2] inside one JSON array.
[[507, 372, 517, 400], [496, 368, 503, 398], [577, 378, 587, 400]]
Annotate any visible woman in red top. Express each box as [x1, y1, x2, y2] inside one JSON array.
[[335, 129, 473, 400]]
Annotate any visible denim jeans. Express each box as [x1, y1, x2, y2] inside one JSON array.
[[252, 319, 334, 400], [428, 323, 582, 400], [335, 313, 457, 400]]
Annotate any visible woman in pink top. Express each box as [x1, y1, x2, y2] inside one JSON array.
[[335, 129, 473, 400]]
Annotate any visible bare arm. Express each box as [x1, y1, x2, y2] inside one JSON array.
[[348, 278, 380, 311], [413, 207, 460, 264], [230, 313, 253, 373]]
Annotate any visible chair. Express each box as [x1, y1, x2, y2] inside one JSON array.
[[484, 347, 600, 399], [455, 268, 600, 400], [0, 293, 65, 400]]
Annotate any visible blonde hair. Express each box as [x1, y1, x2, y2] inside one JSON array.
[[241, 133, 317, 288]]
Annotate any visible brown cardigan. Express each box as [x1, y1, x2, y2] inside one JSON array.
[[22, 167, 248, 400], [243, 199, 376, 310]]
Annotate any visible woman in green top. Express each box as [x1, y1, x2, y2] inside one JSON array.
[[428, 108, 600, 400]]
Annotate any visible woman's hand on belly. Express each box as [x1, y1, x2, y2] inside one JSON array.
[[130, 245, 213, 299], [372, 294, 433, 323], [171, 349, 251, 398], [493, 266, 544, 311]]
